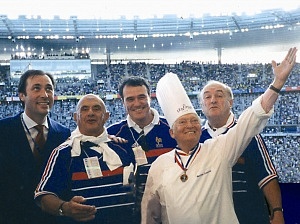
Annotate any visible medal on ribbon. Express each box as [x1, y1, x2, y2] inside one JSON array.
[[180, 172, 188, 182], [175, 143, 201, 183]]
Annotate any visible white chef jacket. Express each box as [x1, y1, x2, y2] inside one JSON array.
[[141, 96, 273, 224]]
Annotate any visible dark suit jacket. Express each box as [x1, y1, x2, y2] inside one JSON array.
[[0, 113, 71, 224]]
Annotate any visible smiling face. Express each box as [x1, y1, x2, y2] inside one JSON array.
[[19, 74, 54, 122], [74, 94, 109, 136], [122, 85, 153, 128], [200, 82, 233, 128], [170, 113, 201, 152]]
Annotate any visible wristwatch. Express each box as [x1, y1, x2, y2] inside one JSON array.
[[271, 207, 283, 220], [58, 201, 66, 216], [272, 207, 283, 213]]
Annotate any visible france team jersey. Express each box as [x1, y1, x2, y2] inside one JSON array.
[[107, 116, 177, 222], [35, 141, 135, 224]]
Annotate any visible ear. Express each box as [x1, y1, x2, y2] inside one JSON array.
[[169, 128, 175, 139], [104, 112, 110, 123], [73, 112, 77, 122], [229, 99, 234, 108], [19, 92, 25, 101]]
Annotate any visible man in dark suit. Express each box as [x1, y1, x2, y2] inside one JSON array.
[[0, 70, 71, 224]]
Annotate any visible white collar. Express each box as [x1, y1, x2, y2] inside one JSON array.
[[22, 112, 48, 129], [126, 108, 159, 134], [203, 112, 235, 137]]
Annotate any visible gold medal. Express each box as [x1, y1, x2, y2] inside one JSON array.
[[180, 173, 188, 182], [175, 144, 201, 183]]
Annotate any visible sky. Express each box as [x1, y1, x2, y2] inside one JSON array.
[[1, 0, 299, 19]]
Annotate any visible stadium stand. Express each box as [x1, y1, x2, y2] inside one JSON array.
[[1, 61, 299, 185]]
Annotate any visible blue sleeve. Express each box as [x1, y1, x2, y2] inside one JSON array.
[[35, 146, 72, 199], [244, 134, 277, 188]]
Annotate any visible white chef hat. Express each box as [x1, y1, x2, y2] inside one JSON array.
[[156, 72, 197, 127]]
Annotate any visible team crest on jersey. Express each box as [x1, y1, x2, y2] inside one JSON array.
[[156, 137, 163, 148]]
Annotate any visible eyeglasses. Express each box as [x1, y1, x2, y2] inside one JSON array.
[[175, 118, 200, 126]]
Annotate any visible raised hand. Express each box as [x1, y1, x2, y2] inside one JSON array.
[[271, 47, 297, 88]]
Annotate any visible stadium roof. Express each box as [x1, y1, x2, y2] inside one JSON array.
[[0, 1, 300, 55]]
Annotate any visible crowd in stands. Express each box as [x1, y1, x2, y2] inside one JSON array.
[[10, 52, 90, 60], [0, 61, 299, 183]]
